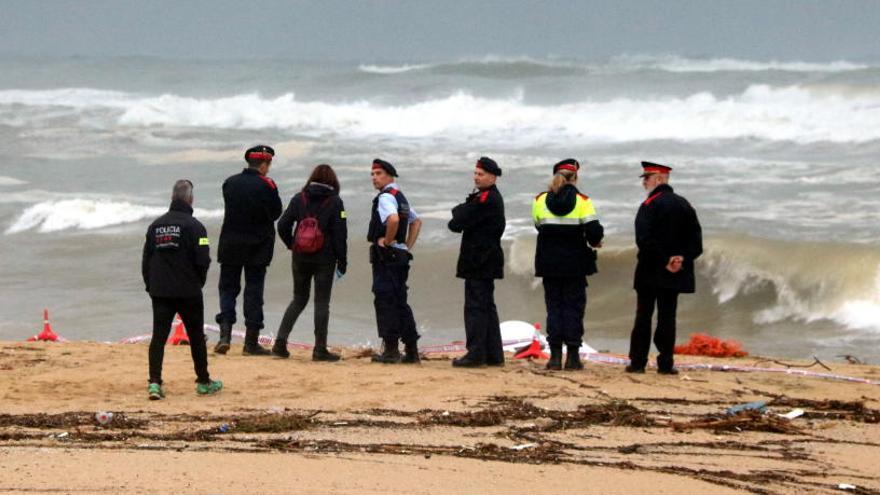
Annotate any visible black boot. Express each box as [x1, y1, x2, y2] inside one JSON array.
[[452, 354, 485, 368], [242, 328, 271, 356], [272, 338, 290, 358], [214, 322, 232, 354], [371, 339, 401, 364], [564, 345, 583, 370], [312, 346, 341, 362], [546, 345, 563, 370], [401, 342, 420, 364]]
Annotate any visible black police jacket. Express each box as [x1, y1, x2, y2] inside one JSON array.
[[634, 184, 703, 293], [277, 183, 348, 273], [142, 199, 211, 298], [448, 185, 505, 280], [218, 168, 283, 266], [533, 184, 604, 279]]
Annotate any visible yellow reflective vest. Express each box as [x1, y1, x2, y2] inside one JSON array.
[[532, 191, 598, 227]]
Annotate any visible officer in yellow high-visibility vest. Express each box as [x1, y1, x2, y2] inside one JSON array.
[[532, 158, 604, 371]]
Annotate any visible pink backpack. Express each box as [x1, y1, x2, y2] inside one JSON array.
[[293, 194, 331, 254]]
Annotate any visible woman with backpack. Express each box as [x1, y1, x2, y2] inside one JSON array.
[[274, 164, 348, 360]]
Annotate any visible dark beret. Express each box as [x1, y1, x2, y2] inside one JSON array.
[[371, 158, 398, 177], [244, 145, 275, 163], [476, 156, 502, 176], [553, 158, 580, 174]]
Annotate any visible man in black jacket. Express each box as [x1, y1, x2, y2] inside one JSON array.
[[448, 157, 506, 368], [142, 180, 222, 400], [214, 145, 283, 356], [627, 161, 703, 375]]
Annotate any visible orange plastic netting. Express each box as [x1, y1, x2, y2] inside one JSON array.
[[674, 333, 748, 358]]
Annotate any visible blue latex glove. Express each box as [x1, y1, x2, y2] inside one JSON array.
[[335, 268, 344, 281]]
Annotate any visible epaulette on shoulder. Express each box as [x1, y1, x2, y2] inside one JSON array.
[[387, 188, 399, 196], [478, 190, 489, 203], [577, 193, 590, 201]]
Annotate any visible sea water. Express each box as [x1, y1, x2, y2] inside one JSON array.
[[1, 54, 878, 360]]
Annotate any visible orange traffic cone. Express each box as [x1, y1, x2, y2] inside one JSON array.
[[513, 322, 548, 360], [27, 309, 59, 342], [167, 315, 190, 346]]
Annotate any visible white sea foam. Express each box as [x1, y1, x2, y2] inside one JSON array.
[[0, 176, 27, 186], [4, 199, 223, 234], [2, 84, 880, 144], [610, 54, 870, 73], [358, 63, 432, 74]]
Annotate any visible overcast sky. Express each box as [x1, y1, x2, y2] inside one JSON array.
[[1, 0, 877, 61]]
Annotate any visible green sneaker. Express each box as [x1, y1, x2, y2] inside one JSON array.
[[148, 383, 165, 400], [196, 380, 223, 396]]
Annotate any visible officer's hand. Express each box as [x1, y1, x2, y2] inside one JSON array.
[[591, 241, 603, 248], [666, 256, 683, 273], [377, 237, 386, 247]]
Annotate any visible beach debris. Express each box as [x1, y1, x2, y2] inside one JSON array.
[[233, 412, 318, 433], [533, 417, 557, 430], [779, 409, 805, 420], [837, 483, 857, 491], [752, 356, 832, 371], [672, 409, 801, 434], [726, 400, 767, 416], [510, 443, 537, 450], [769, 397, 880, 423], [674, 333, 747, 357], [217, 423, 230, 433], [837, 355, 864, 365], [423, 409, 505, 427], [94, 411, 114, 426], [0, 411, 145, 429]]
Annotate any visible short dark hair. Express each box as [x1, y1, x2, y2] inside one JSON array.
[[303, 164, 340, 193]]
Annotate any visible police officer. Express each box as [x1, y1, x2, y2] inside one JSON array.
[[142, 180, 222, 400], [367, 159, 423, 364], [533, 159, 604, 371], [626, 161, 703, 375], [214, 145, 283, 356], [448, 157, 506, 368]]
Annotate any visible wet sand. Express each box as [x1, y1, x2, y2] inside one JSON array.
[[1, 342, 879, 494]]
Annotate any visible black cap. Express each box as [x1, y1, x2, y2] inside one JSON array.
[[475, 156, 502, 176], [244, 145, 275, 163], [640, 161, 673, 178], [553, 158, 580, 174], [371, 158, 398, 177]]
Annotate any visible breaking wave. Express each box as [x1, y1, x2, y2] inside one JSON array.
[[356, 55, 871, 75], [506, 234, 880, 335], [2, 84, 880, 144], [5, 199, 223, 234]]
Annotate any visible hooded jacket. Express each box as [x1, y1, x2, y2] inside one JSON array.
[[277, 182, 348, 273], [533, 184, 604, 279], [142, 199, 211, 298]]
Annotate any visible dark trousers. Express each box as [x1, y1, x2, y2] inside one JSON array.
[[372, 257, 419, 345], [628, 287, 679, 370], [463, 279, 503, 363], [216, 263, 267, 330], [276, 260, 335, 347], [149, 296, 210, 385], [543, 277, 587, 348]]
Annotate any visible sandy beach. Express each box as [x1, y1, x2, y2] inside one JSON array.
[[1, 342, 878, 494]]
